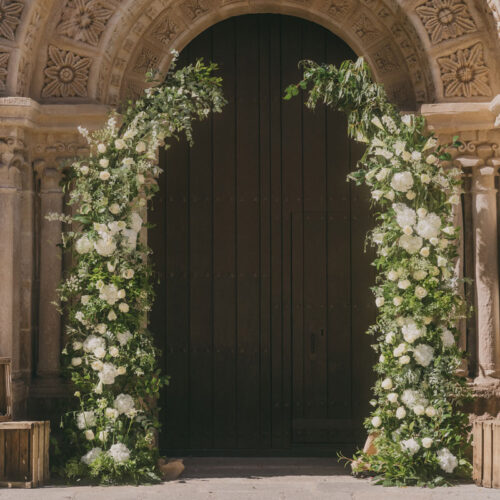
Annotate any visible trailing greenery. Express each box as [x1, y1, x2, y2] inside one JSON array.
[[285, 58, 471, 486], [50, 54, 226, 484]]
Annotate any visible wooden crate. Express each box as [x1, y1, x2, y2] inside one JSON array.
[[0, 359, 11, 422], [0, 421, 50, 488], [473, 419, 500, 488]]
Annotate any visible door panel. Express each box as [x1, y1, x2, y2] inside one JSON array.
[[149, 14, 376, 454]]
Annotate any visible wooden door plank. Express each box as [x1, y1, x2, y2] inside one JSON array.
[[0, 430, 4, 479], [235, 15, 261, 449], [186, 27, 214, 451]]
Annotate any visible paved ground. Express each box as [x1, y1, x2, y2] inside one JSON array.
[[1, 458, 499, 499]]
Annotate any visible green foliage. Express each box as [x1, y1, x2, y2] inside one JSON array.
[[286, 58, 471, 486], [50, 54, 226, 484]]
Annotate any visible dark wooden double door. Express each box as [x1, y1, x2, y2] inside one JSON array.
[[149, 14, 375, 454]]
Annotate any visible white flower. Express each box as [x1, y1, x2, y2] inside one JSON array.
[[399, 355, 410, 364], [119, 302, 129, 313], [123, 269, 135, 279], [122, 229, 138, 251], [81, 447, 102, 465], [411, 151, 421, 162], [388, 270, 399, 281], [99, 284, 119, 305], [130, 212, 143, 233], [99, 159, 109, 168], [99, 363, 117, 385], [97, 143, 107, 153], [81, 295, 91, 306], [384, 191, 395, 201], [401, 438, 420, 455], [393, 203, 416, 228], [122, 157, 134, 166], [372, 190, 384, 201], [85, 429, 95, 440], [393, 140, 406, 155], [385, 332, 396, 344], [437, 448, 458, 473], [415, 286, 428, 299], [93, 346, 106, 359], [114, 393, 135, 415], [376, 297, 385, 307], [402, 151, 412, 161], [108, 310, 117, 321], [416, 212, 441, 240], [371, 116, 384, 130], [439, 239, 449, 249], [423, 316, 432, 325], [398, 234, 423, 254], [423, 137, 437, 151], [413, 344, 434, 367], [393, 296, 403, 306], [105, 407, 119, 420], [109, 203, 120, 215], [83, 336, 105, 353], [401, 389, 428, 409], [417, 208, 427, 218], [393, 343, 407, 357], [396, 407, 406, 419], [77, 411, 96, 429], [375, 168, 390, 181], [375, 148, 393, 160], [437, 256, 447, 267], [107, 262, 115, 273], [98, 431, 108, 442], [381, 378, 393, 390], [109, 346, 119, 357], [91, 360, 104, 371], [96, 323, 107, 334], [108, 442, 131, 463], [420, 247, 430, 257], [387, 393, 398, 403], [406, 191, 416, 200], [116, 331, 132, 346], [71, 357, 82, 366], [441, 329, 455, 348], [398, 279, 411, 290], [116, 366, 126, 375], [448, 194, 460, 205], [371, 416, 382, 428], [401, 114, 413, 126], [372, 232, 384, 244], [115, 139, 126, 150], [426, 154, 437, 164], [402, 319, 425, 344], [136, 141, 147, 153], [426, 406, 437, 417], [73, 341, 83, 350], [422, 437, 433, 448], [413, 270, 427, 280], [391, 172, 414, 192], [76, 236, 93, 254], [430, 237, 439, 246], [413, 404, 425, 415], [80, 165, 89, 175], [117, 289, 126, 299], [94, 235, 116, 256], [421, 173, 431, 184], [379, 354, 385, 363]]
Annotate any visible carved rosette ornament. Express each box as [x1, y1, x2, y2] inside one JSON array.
[[42, 46, 91, 98], [0, 0, 23, 41], [416, 0, 477, 44], [57, 0, 114, 46], [437, 43, 491, 97]]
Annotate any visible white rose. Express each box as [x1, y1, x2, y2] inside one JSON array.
[[81, 295, 91, 305], [109, 203, 120, 215], [136, 141, 147, 153], [387, 393, 398, 404], [108, 310, 117, 321], [393, 296, 403, 306], [98, 431, 108, 442], [388, 270, 399, 281], [413, 404, 425, 415], [413, 344, 434, 367], [420, 247, 430, 257], [115, 139, 126, 150], [73, 341, 83, 350], [96, 323, 107, 334], [85, 429, 95, 440], [416, 208, 427, 218], [105, 407, 119, 420], [398, 279, 411, 290], [384, 190, 395, 201], [80, 165, 89, 175], [109, 346, 119, 357], [371, 416, 382, 428], [420, 173, 431, 184], [399, 355, 410, 364], [99, 170, 111, 181], [425, 406, 437, 417], [117, 289, 126, 299], [422, 437, 433, 448], [396, 407, 406, 419], [437, 256, 447, 267], [118, 302, 129, 313], [406, 190, 416, 200], [97, 143, 107, 153], [413, 270, 427, 280], [94, 235, 116, 256], [403, 225, 413, 235], [415, 286, 428, 299], [381, 378, 393, 390], [99, 158, 109, 168], [426, 154, 437, 164], [402, 151, 412, 161], [430, 237, 439, 246], [91, 360, 104, 371], [116, 366, 126, 375], [107, 262, 115, 272], [123, 269, 135, 279], [71, 357, 82, 366], [75, 236, 92, 254], [93, 346, 106, 359], [401, 438, 420, 455], [375, 297, 385, 307]]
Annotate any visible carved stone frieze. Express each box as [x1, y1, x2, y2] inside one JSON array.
[[151, 16, 178, 45], [42, 46, 92, 98], [0, 51, 8, 93], [132, 46, 160, 75], [181, 0, 208, 20], [416, 0, 476, 45], [0, 0, 23, 41], [437, 43, 491, 98], [373, 43, 400, 74], [56, 0, 114, 47], [322, 0, 352, 19], [352, 14, 381, 43]]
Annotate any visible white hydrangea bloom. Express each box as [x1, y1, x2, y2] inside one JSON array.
[[77, 411, 96, 429], [401, 389, 428, 409], [130, 212, 143, 233], [441, 328, 455, 348], [99, 284, 119, 305], [393, 203, 416, 229], [401, 438, 420, 455], [108, 442, 131, 463], [437, 448, 458, 473], [122, 229, 138, 251], [390, 172, 414, 192], [83, 336, 106, 353], [114, 393, 135, 415], [416, 213, 441, 240], [99, 363, 118, 385], [81, 447, 102, 465], [413, 344, 434, 367], [94, 234, 117, 256], [116, 331, 133, 346], [398, 234, 423, 254], [401, 318, 425, 344], [75, 236, 93, 254]]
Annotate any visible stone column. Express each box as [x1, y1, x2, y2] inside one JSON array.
[[466, 150, 500, 381], [34, 163, 64, 386]]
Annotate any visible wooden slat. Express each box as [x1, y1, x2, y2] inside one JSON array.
[[473, 421, 483, 485], [483, 421, 493, 487], [0, 430, 5, 480], [493, 422, 500, 488], [18, 424, 29, 482], [31, 423, 38, 487], [5, 429, 19, 481]]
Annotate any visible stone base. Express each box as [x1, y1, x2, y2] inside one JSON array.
[[470, 378, 500, 419]]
